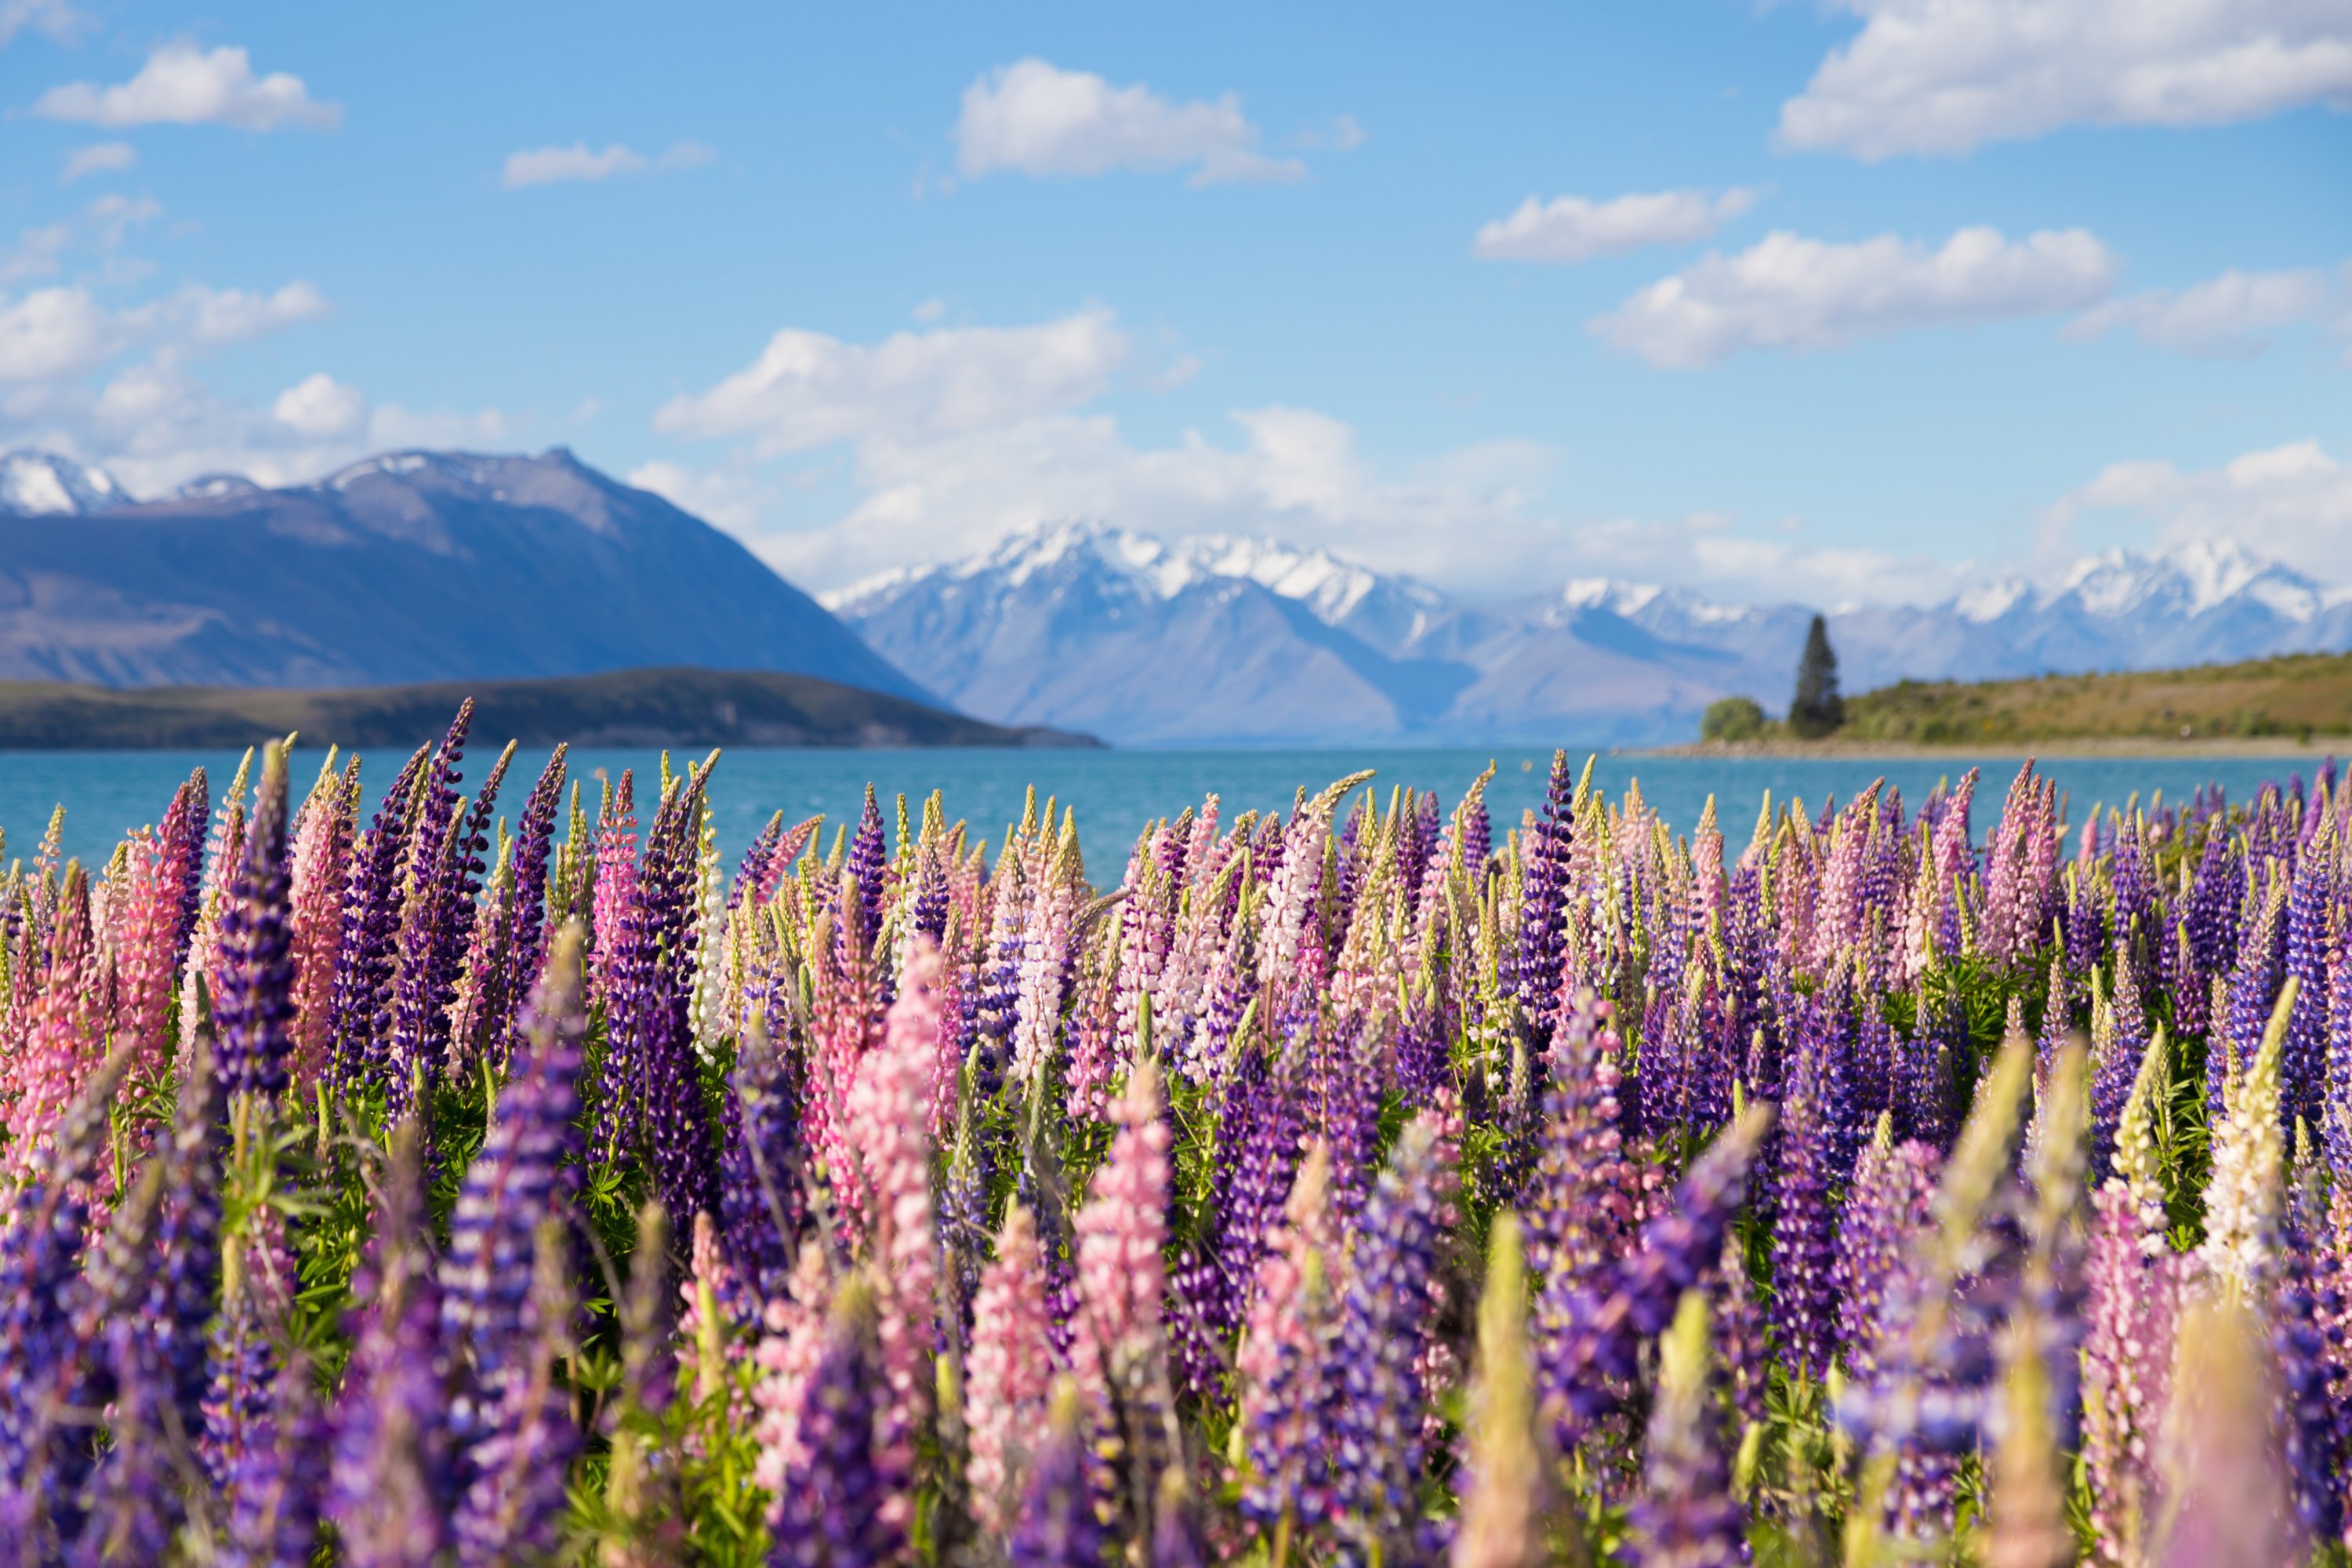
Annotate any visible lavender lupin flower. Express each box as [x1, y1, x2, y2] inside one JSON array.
[[330, 741, 431, 1097], [771, 1287, 902, 1568], [1623, 1292, 1744, 1568], [329, 1122, 457, 1567], [493, 743, 568, 1065], [1006, 1381, 1102, 1568], [440, 921, 585, 1465], [1773, 1010, 1840, 1381], [452, 1221, 580, 1566], [216, 744, 296, 1102]]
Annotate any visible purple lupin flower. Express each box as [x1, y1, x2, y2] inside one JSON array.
[[384, 705, 494, 1121], [720, 1009, 808, 1307], [1326, 1116, 1452, 1562], [160, 766, 210, 972], [615, 764, 722, 1225], [1513, 750, 1578, 1040], [771, 1291, 902, 1568], [0, 1050, 129, 1547], [330, 741, 432, 1098], [216, 744, 296, 1102], [1528, 994, 1638, 1354], [329, 1123, 456, 1567], [1832, 1129, 1940, 1382], [1623, 1293, 1744, 1568], [2274, 1225, 2346, 1542], [2281, 836, 2333, 1138], [452, 1220, 579, 1566], [1540, 1105, 1773, 1442], [846, 783, 887, 960], [440, 921, 585, 1465], [217, 1346, 328, 1568], [2182, 824, 2242, 996], [493, 743, 569, 1067], [2217, 868, 2288, 1116], [1211, 1044, 1305, 1359], [1005, 1382, 1102, 1568], [1772, 1012, 1839, 1381]]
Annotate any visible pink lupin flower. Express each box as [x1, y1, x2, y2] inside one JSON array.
[[966, 1203, 1058, 1534], [1012, 822, 1080, 1087], [287, 761, 356, 1086], [805, 892, 884, 1229], [750, 1241, 834, 1508], [4, 868, 106, 1170], [844, 933, 946, 1500], [1070, 1057, 1171, 1412], [111, 830, 180, 1087]]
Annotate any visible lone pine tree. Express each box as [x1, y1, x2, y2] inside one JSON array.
[[1790, 613, 1844, 738]]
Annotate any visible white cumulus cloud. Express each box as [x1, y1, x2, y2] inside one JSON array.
[[502, 140, 713, 189], [35, 42, 340, 132], [953, 59, 1305, 187], [1592, 225, 2117, 368], [0, 286, 112, 383], [1474, 188, 1755, 263], [271, 371, 367, 438], [1, 0, 89, 45], [2065, 265, 2343, 355], [653, 307, 1132, 456], [2058, 438, 2352, 582], [60, 142, 136, 183], [1780, 0, 2352, 160]]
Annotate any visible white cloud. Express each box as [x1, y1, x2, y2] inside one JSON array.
[[4, 362, 510, 497], [953, 59, 1305, 187], [626, 458, 779, 532], [1, 194, 162, 287], [271, 371, 367, 438], [911, 298, 947, 323], [0, 286, 111, 382], [1, 0, 89, 46], [1474, 188, 1756, 263], [1592, 225, 2117, 368], [1780, 0, 2352, 160], [1560, 512, 1969, 608], [503, 143, 643, 187], [60, 142, 136, 183], [2064, 265, 2342, 354], [653, 307, 1131, 456], [502, 139, 713, 188], [2058, 438, 2352, 581], [35, 42, 341, 132], [0, 278, 325, 387]]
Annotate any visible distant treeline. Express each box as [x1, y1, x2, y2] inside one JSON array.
[[0, 666, 1102, 750]]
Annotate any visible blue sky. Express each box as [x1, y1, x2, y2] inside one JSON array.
[[2, 1, 2348, 607]]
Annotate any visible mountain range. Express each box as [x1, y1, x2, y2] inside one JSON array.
[[0, 448, 920, 700], [829, 521, 2352, 745], [9, 444, 2343, 748]]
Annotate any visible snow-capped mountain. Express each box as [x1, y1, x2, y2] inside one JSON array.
[[830, 522, 2352, 746], [0, 452, 129, 517]]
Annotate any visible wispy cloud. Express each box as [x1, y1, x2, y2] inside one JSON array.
[[35, 42, 340, 132], [502, 140, 714, 188], [1475, 188, 1755, 263], [1780, 0, 2352, 159], [59, 143, 136, 184], [953, 59, 1305, 187], [1592, 225, 2116, 367]]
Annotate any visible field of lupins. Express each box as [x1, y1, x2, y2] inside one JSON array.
[[4, 700, 2350, 1566]]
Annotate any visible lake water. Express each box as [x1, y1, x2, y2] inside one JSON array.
[[0, 744, 2332, 873]]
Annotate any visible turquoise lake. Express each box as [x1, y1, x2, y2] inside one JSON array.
[[0, 745, 2332, 873]]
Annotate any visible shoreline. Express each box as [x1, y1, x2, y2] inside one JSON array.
[[1636, 735, 2352, 760]]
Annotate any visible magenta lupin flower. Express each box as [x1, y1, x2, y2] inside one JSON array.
[[966, 1203, 1058, 1535], [1069, 1057, 1171, 1415]]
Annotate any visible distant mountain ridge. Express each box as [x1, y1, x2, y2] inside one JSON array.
[[830, 521, 2352, 745], [0, 446, 925, 702]]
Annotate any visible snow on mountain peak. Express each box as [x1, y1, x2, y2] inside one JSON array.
[[0, 450, 129, 517]]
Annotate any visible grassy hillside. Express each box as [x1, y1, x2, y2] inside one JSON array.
[[0, 666, 1099, 750], [1835, 649, 2352, 745]]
